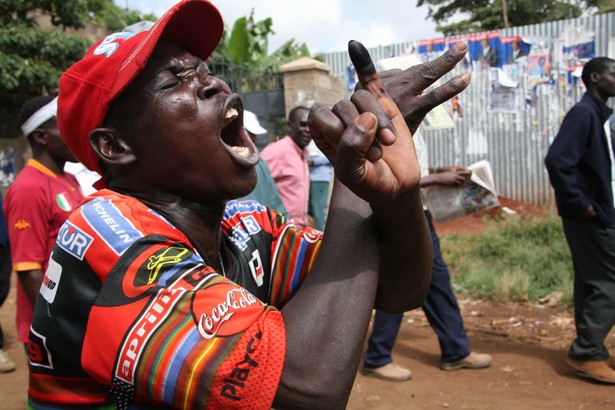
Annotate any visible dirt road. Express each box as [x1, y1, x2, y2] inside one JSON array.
[[1, 292, 614, 409], [347, 300, 615, 410], [1, 201, 613, 408]]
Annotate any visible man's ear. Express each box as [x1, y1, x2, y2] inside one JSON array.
[[589, 71, 600, 85], [90, 128, 136, 167], [31, 129, 47, 146]]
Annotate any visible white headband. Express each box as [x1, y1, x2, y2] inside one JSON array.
[[21, 97, 58, 137]]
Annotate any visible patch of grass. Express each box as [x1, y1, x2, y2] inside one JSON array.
[[441, 213, 574, 306]]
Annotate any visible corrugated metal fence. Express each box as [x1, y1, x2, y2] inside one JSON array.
[[322, 12, 615, 205]]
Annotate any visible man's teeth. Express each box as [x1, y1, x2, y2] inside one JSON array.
[[225, 107, 239, 119], [231, 146, 249, 158]]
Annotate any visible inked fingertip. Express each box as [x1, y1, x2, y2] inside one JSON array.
[[348, 40, 376, 76]]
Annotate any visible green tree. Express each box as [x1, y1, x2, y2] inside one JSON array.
[[418, 0, 585, 35], [88, 2, 158, 34], [210, 10, 310, 92], [0, 0, 156, 103], [591, 0, 615, 12]]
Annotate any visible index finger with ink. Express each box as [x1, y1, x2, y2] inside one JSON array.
[[348, 40, 401, 145]]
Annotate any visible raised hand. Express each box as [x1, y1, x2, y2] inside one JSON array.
[[308, 40, 420, 207], [359, 42, 471, 135]]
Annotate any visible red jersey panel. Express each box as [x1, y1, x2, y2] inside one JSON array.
[[3, 159, 83, 342]]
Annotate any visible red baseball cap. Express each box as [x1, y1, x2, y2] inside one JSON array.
[[57, 0, 223, 179]]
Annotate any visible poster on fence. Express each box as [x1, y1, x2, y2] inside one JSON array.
[[488, 68, 520, 113], [528, 53, 551, 79]]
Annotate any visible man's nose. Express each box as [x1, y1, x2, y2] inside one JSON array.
[[196, 75, 231, 99]]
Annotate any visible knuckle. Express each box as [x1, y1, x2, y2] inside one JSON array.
[[332, 99, 353, 114], [422, 89, 441, 107], [419, 64, 440, 82], [350, 89, 372, 102]]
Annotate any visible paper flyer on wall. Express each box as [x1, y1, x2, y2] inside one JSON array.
[[421, 160, 500, 223], [378, 55, 455, 131]]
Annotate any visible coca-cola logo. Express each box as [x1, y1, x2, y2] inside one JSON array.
[[302, 229, 323, 243], [192, 284, 265, 339]]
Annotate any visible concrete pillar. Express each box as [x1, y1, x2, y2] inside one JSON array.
[[280, 57, 344, 118]]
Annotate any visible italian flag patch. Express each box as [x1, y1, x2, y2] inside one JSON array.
[[56, 193, 72, 212]]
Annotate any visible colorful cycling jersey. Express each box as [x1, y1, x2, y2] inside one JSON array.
[[28, 189, 323, 409]]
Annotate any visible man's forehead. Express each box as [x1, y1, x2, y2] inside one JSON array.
[[293, 108, 309, 121], [148, 41, 199, 71]]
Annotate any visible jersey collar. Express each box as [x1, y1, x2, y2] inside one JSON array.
[[27, 158, 58, 178]]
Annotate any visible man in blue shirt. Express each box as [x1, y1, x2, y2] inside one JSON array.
[[545, 57, 615, 384], [307, 140, 334, 230]]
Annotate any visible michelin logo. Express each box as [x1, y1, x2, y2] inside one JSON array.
[[82, 198, 143, 256], [57, 221, 93, 261]]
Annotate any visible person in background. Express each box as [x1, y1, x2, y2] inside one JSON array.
[[240, 110, 288, 217], [2, 95, 83, 354], [261, 106, 311, 229], [0, 191, 15, 373], [307, 139, 333, 230], [361, 128, 492, 381], [530, 56, 549, 78], [479, 38, 498, 68], [506, 38, 527, 64], [545, 56, 615, 384]]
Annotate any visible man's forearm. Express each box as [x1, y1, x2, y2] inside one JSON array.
[[371, 186, 432, 312], [17, 269, 44, 307], [420, 173, 440, 187], [277, 179, 380, 408]]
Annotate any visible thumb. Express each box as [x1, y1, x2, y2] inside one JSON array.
[[335, 112, 379, 185]]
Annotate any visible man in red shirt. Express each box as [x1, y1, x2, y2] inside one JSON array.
[[3, 95, 84, 350], [261, 106, 311, 229]]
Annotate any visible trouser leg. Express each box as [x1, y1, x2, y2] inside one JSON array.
[[422, 210, 471, 363], [562, 217, 615, 361], [0, 246, 11, 350], [364, 311, 404, 368]]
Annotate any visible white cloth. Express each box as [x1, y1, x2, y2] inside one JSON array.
[[604, 119, 615, 205], [413, 129, 430, 178], [413, 129, 430, 211], [21, 97, 58, 136], [64, 162, 101, 196]]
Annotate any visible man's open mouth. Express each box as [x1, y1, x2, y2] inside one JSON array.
[[221, 104, 250, 158]]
